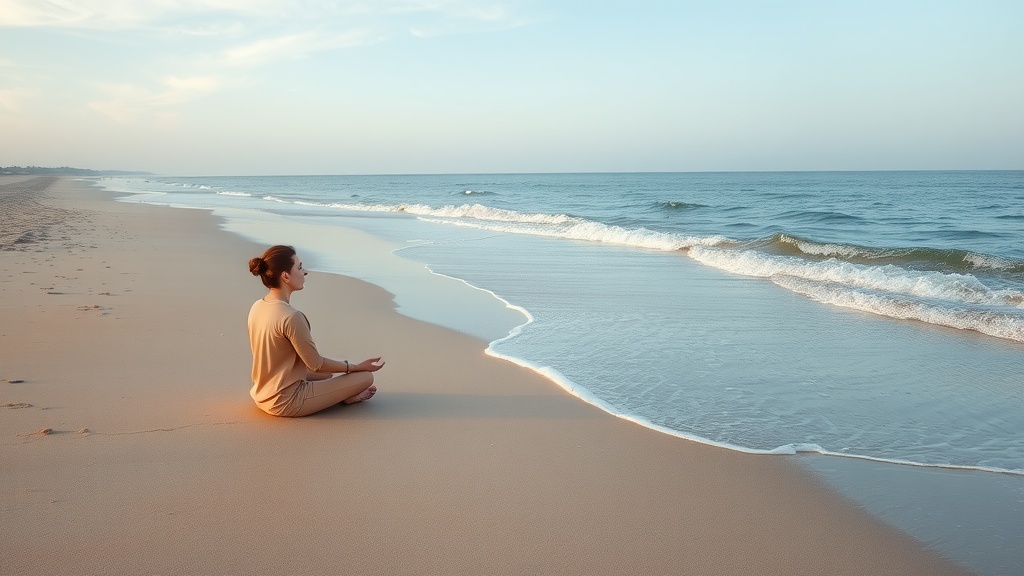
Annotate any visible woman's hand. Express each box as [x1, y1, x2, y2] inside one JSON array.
[[353, 357, 385, 372]]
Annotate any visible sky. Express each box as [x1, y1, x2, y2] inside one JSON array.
[[1, 0, 1022, 175]]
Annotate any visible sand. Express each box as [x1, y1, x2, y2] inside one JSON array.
[[0, 176, 968, 575]]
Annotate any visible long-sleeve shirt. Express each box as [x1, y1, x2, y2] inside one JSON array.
[[246, 298, 325, 415]]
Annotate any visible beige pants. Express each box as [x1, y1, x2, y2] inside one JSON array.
[[265, 372, 374, 417]]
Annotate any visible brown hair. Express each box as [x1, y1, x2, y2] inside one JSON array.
[[248, 245, 296, 288]]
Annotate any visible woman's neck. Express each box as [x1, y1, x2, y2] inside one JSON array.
[[265, 287, 291, 304]]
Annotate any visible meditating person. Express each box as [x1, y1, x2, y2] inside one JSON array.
[[247, 245, 384, 417]]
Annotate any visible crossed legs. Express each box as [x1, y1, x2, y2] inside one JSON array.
[[291, 371, 376, 417]]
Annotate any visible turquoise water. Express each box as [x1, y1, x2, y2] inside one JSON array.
[[101, 171, 1024, 476]]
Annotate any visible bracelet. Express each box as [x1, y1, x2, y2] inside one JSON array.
[[344, 360, 350, 373]]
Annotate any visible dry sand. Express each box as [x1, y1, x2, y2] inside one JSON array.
[[0, 176, 968, 575]]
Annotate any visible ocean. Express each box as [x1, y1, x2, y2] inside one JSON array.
[[100, 171, 1024, 475]]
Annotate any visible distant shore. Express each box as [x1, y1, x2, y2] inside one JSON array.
[[0, 166, 151, 176]]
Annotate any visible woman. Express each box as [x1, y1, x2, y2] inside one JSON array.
[[247, 245, 384, 417]]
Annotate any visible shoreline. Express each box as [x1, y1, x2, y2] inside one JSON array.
[[1, 176, 969, 575]]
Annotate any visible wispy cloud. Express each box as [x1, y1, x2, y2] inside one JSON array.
[[221, 29, 374, 67], [3, 0, 531, 125], [88, 75, 219, 125], [164, 75, 219, 92], [0, 0, 527, 33], [0, 0, 279, 30], [0, 0, 530, 48], [401, 1, 532, 38], [88, 83, 149, 124], [1, 0, 163, 29], [0, 88, 31, 114]]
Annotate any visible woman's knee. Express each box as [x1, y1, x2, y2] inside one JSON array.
[[349, 371, 374, 387]]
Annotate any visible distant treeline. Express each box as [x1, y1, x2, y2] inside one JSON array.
[[1, 165, 151, 176]]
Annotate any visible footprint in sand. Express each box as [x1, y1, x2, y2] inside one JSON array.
[[76, 304, 109, 315], [21, 427, 90, 437]]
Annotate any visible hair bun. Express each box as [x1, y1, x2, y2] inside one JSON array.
[[250, 245, 295, 288], [248, 256, 268, 276]]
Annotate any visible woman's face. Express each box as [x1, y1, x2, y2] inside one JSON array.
[[283, 254, 307, 291]]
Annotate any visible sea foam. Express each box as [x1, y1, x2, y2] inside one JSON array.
[[290, 199, 729, 252], [773, 275, 1024, 342], [688, 246, 1024, 309]]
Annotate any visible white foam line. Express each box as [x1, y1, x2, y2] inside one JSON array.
[[795, 449, 1024, 476], [483, 343, 788, 454], [418, 216, 726, 252], [419, 265, 533, 333], [484, 340, 1024, 477]]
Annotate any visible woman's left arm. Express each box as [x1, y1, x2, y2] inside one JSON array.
[[287, 311, 385, 376], [316, 356, 385, 375]]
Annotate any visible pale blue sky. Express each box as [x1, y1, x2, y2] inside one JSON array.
[[1, 1, 1021, 175]]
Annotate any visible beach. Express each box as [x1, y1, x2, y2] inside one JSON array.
[[0, 176, 970, 575]]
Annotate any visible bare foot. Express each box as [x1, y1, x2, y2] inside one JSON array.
[[343, 385, 376, 405]]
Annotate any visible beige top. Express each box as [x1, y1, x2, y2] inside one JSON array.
[[247, 298, 325, 414]]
